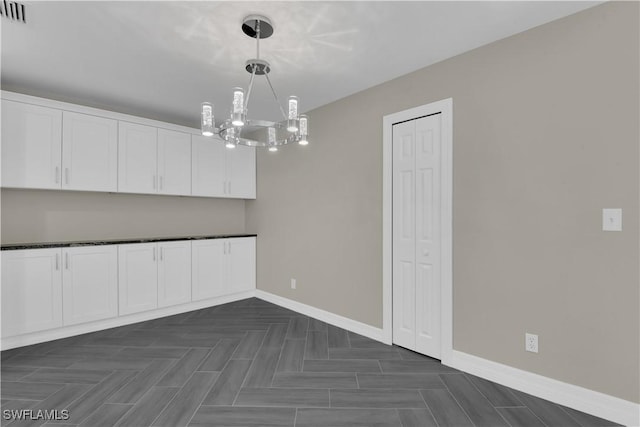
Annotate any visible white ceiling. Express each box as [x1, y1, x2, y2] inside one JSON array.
[[2, 1, 601, 128]]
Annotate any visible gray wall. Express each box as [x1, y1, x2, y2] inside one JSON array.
[[246, 2, 639, 404], [1, 189, 245, 243]]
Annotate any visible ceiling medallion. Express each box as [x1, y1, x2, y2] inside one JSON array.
[[200, 15, 309, 152]]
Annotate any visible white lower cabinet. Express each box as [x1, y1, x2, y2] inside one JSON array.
[[62, 246, 118, 326], [118, 243, 159, 315], [118, 241, 192, 315], [158, 241, 192, 308], [1, 249, 63, 337], [1, 236, 255, 346], [192, 239, 226, 300], [192, 237, 256, 301]]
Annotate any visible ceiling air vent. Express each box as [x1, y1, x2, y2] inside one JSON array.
[[1, 0, 26, 23]]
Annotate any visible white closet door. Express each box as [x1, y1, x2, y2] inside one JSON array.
[[392, 120, 417, 350], [415, 115, 442, 358], [392, 114, 443, 359]]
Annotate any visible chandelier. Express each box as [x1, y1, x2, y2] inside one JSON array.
[[200, 15, 309, 152]]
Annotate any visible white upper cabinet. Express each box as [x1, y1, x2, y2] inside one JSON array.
[[191, 135, 226, 197], [1, 100, 62, 189], [157, 129, 191, 195], [191, 135, 256, 199], [62, 245, 118, 326], [1, 93, 253, 199], [118, 122, 158, 194], [1, 248, 63, 337], [227, 145, 256, 199], [62, 112, 118, 192], [119, 123, 192, 196]]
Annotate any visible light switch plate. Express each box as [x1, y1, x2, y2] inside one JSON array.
[[602, 208, 622, 231]]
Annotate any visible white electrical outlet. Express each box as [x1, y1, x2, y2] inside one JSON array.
[[525, 333, 538, 353], [291, 278, 296, 289]]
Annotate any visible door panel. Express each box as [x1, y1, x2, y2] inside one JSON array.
[[227, 145, 256, 198], [191, 135, 225, 197], [62, 112, 118, 191], [393, 114, 442, 359], [1, 249, 63, 337], [158, 241, 192, 307], [158, 129, 191, 195], [118, 122, 158, 194], [1, 100, 62, 189], [392, 120, 416, 350], [118, 243, 158, 315], [62, 246, 117, 325], [227, 237, 256, 294], [191, 239, 226, 300]]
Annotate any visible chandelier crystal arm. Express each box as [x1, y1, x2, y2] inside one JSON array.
[[264, 72, 288, 121]]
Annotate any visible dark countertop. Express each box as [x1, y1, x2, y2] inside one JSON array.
[[1, 234, 257, 250]]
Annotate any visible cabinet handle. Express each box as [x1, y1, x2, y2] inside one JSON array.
[[65, 253, 69, 269], [160, 176, 164, 191], [228, 241, 232, 254], [55, 166, 60, 184], [160, 247, 164, 261], [65, 168, 70, 185], [223, 241, 227, 255], [153, 247, 157, 261], [55, 253, 59, 270]]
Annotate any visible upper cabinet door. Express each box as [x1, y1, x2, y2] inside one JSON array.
[[191, 135, 225, 197], [226, 145, 256, 199], [1, 100, 62, 189], [62, 112, 118, 192], [118, 121, 158, 194], [158, 129, 191, 196]]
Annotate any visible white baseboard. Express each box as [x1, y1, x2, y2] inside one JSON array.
[[1, 291, 255, 350], [255, 290, 388, 344], [447, 350, 639, 427]]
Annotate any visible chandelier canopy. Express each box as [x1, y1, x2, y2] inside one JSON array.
[[200, 15, 309, 152]]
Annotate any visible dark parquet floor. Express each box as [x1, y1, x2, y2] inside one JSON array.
[[0, 298, 621, 426]]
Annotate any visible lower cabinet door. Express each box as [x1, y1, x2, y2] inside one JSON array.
[[191, 239, 226, 301], [158, 241, 191, 308], [228, 237, 256, 293], [62, 246, 118, 326], [118, 243, 158, 315], [1, 248, 63, 337]]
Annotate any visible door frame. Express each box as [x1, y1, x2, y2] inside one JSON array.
[[382, 98, 453, 364]]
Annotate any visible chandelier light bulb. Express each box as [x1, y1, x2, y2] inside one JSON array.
[[298, 115, 309, 145], [201, 102, 214, 137], [287, 96, 299, 132], [232, 88, 245, 126], [269, 146, 278, 152], [225, 127, 238, 149]]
